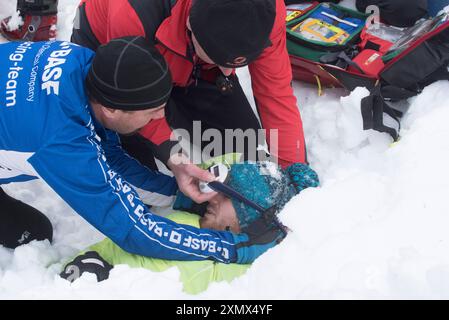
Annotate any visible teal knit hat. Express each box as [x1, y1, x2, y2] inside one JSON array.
[[227, 162, 319, 229]]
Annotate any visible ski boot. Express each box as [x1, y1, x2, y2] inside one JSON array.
[[0, 0, 58, 42]]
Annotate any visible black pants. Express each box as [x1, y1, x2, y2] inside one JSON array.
[[168, 78, 263, 152], [122, 77, 264, 168], [71, 9, 263, 167], [0, 187, 53, 249]]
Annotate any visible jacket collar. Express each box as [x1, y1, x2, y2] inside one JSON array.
[[155, 0, 194, 61]]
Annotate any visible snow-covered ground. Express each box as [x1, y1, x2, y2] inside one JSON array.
[[1, 0, 449, 299]]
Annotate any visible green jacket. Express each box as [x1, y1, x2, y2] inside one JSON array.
[[85, 211, 250, 295]]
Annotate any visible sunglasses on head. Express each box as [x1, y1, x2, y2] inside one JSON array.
[[199, 163, 289, 235]]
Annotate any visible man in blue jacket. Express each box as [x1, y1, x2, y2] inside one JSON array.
[[0, 36, 285, 264]]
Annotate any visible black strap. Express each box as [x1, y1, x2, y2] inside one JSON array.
[[361, 84, 401, 141], [337, 51, 366, 74], [209, 181, 267, 213], [381, 85, 418, 102], [364, 40, 381, 52], [361, 65, 449, 140], [319, 50, 366, 74]]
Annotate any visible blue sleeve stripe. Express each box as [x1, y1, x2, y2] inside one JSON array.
[[133, 224, 214, 260], [86, 132, 132, 215], [158, 222, 235, 246], [86, 127, 135, 217], [127, 213, 235, 247]]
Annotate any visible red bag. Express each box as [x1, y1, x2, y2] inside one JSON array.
[[348, 49, 385, 76], [358, 27, 394, 54]]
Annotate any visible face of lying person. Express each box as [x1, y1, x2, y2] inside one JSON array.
[[200, 193, 241, 233]]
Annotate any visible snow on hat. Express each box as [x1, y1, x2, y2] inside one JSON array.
[[85, 36, 172, 110], [189, 0, 276, 68], [227, 162, 319, 229]]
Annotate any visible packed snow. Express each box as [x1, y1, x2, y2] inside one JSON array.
[[1, 0, 449, 299]]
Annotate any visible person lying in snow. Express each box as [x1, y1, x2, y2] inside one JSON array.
[[60, 155, 319, 294]]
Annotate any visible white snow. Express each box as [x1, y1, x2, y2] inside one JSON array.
[[1, 0, 449, 299]]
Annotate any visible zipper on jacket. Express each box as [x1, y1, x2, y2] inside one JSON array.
[[192, 62, 200, 87]]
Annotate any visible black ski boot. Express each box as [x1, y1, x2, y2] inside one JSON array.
[[1, 0, 58, 42]]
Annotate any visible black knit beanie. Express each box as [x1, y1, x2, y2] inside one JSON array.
[[189, 0, 276, 68], [85, 36, 172, 110]]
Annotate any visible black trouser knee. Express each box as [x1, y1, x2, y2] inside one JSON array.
[[166, 77, 264, 162], [0, 187, 53, 249], [113, 76, 264, 166], [118, 134, 158, 170]]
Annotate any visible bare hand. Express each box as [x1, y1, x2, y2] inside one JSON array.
[[168, 154, 217, 203]]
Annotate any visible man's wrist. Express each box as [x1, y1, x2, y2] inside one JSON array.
[[167, 151, 190, 169], [150, 139, 183, 167]]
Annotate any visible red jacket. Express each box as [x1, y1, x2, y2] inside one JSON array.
[[80, 0, 306, 167]]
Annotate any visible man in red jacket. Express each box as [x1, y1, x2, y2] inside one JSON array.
[[70, 0, 307, 204]]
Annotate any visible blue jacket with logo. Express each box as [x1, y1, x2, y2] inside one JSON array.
[[0, 40, 236, 263]]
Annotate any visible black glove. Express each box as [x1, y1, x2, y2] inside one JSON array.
[[232, 207, 288, 264], [60, 251, 113, 283]]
